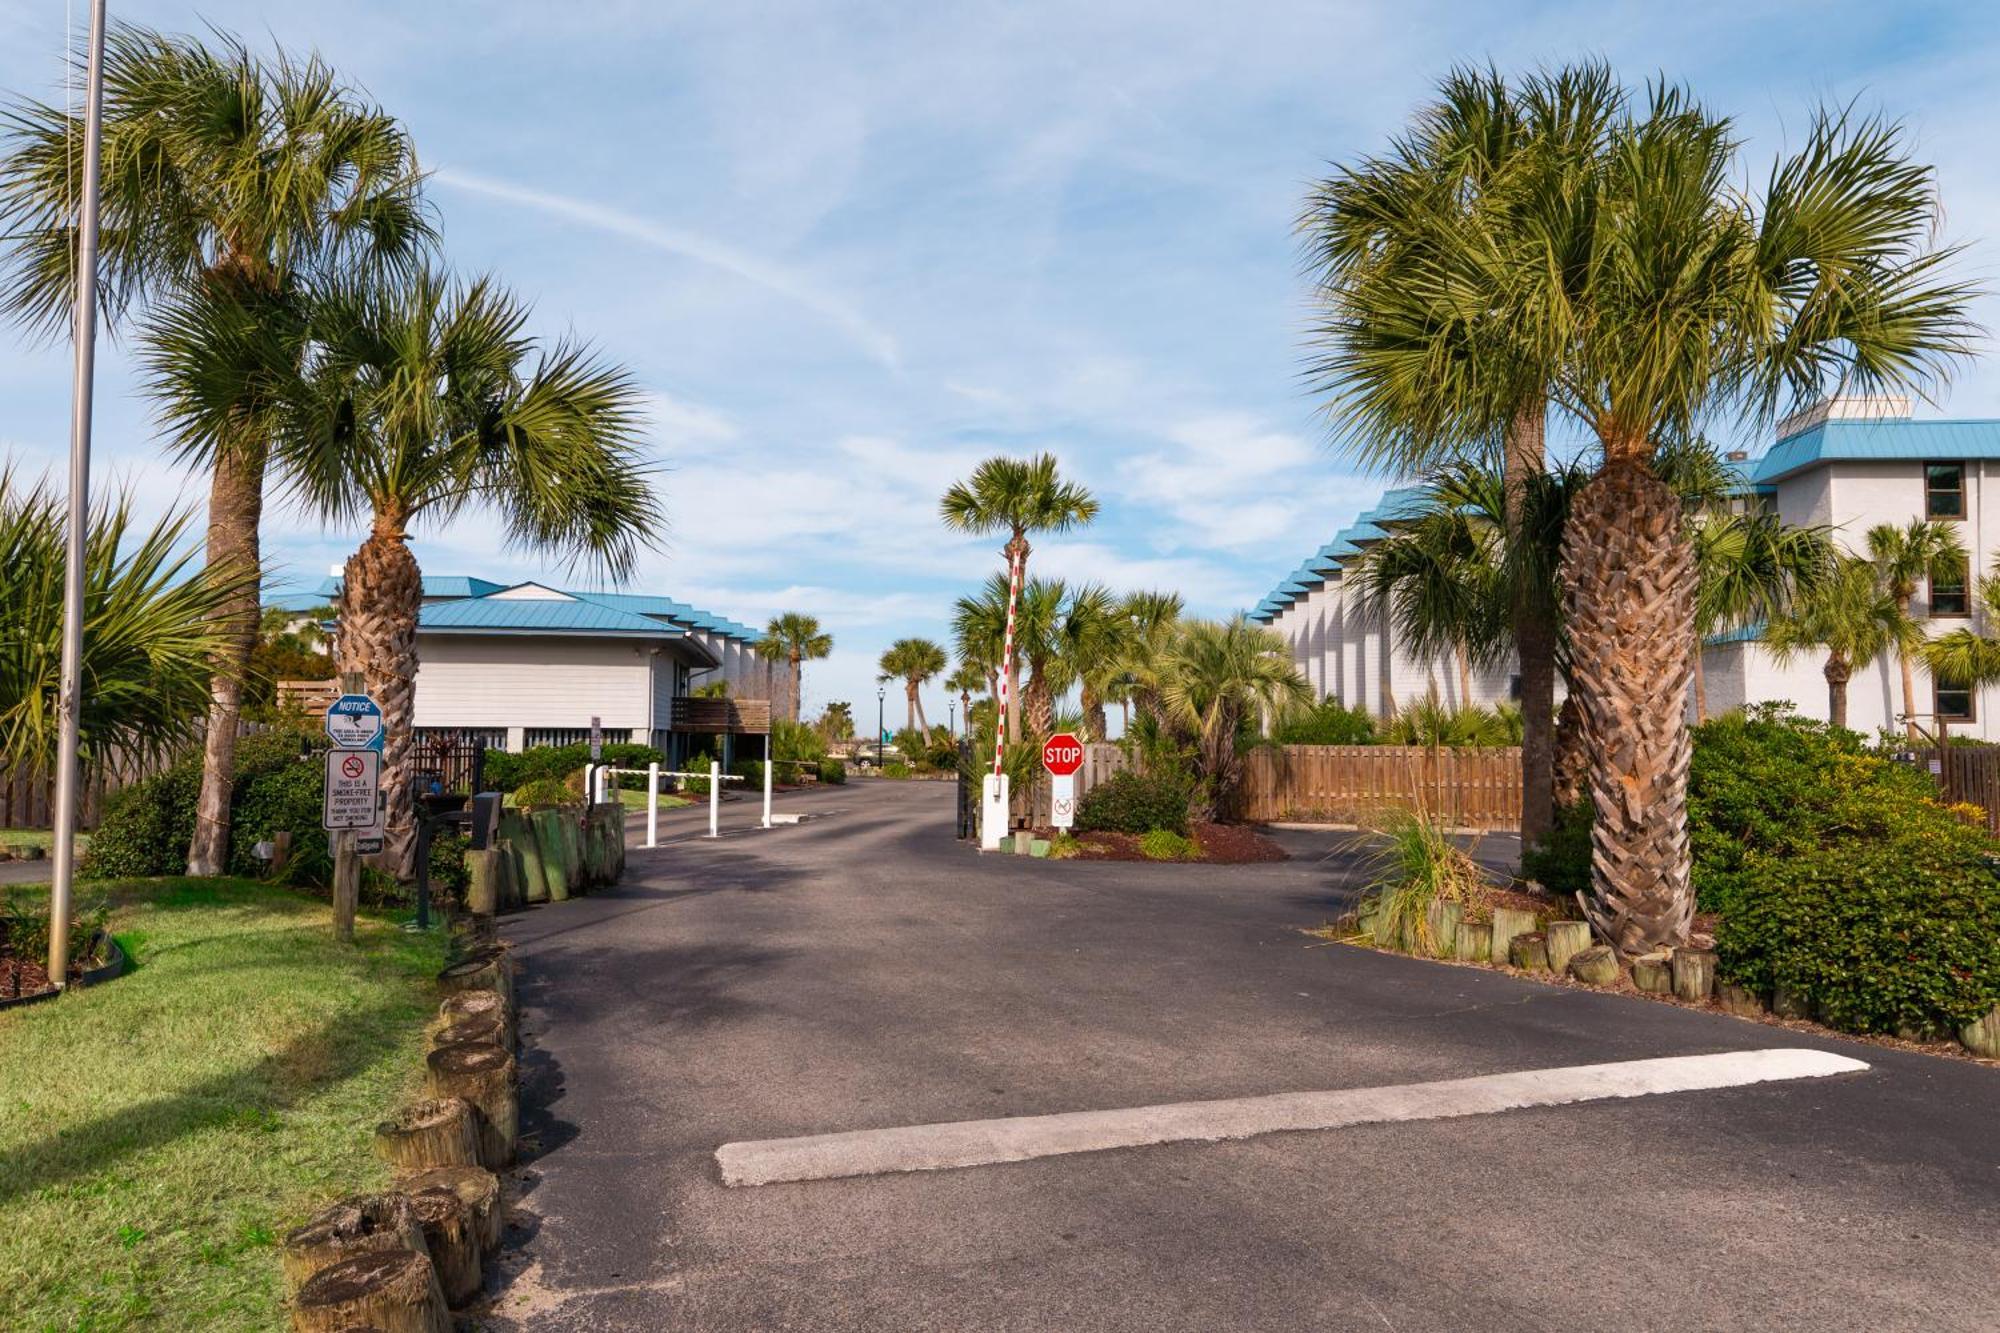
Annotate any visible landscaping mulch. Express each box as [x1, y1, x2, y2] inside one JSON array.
[[1041, 822, 1289, 864]]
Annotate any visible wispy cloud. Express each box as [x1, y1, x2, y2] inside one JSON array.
[[433, 168, 903, 371]]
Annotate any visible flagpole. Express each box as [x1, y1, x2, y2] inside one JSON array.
[[49, 0, 110, 989]]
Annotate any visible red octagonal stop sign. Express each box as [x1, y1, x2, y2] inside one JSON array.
[[1041, 732, 1084, 776]]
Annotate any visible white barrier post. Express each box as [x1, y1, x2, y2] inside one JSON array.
[[646, 762, 660, 849], [708, 759, 721, 838], [980, 772, 1010, 850], [762, 733, 773, 829]]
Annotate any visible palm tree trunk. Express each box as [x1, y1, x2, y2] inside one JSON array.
[[1505, 399, 1557, 847], [789, 653, 802, 723], [906, 681, 920, 732], [1825, 653, 1852, 730], [1896, 607, 1919, 741], [1024, 670, 1054, 736], [339, 512, 424, 882], [1552, 691, 1585, 807], [1692, 647, 1708, 723], [1456, 642, 1473, 709], [1561, 455, 1696, 955], [186, 446, 268, 876]]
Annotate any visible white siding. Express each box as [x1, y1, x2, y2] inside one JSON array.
[[412, 635, 655, 735]]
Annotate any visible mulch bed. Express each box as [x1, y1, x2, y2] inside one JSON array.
[[1034, 822, 1289, 864], [0, 936, 111, 1002]]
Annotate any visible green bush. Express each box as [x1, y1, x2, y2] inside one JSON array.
[[1138, 828, 1198, 861], [678, 753, 715, 797], [512, 778, 574, 809], [426, 829, 471, 906], [84, 728, 320, 880], [817, 757, 847, 784], [772, 719, 827, 765], [1717, 814, 2000, 1035], [1076, 771, 1190, 836], [881, 761, 914, 779], [1520, 801, 1592, 903], [1271, 698, 1376, 745], [228, 751, 333, 886], [733, 758, 766, 789], [482, 741, 663, 793]]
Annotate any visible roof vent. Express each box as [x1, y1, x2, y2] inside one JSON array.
[[1775, 395, 1912, 441]]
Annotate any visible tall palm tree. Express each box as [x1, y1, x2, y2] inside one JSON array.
[[877, 637, 947, 732], [0, 474, 245, 775], [1056, 583, 1126, 741], [939, 454, 1097, 753], [755, 613, 832, 724], [951, 574, 1071, 738], [1304, 63, 1624, 845], [1356, 471, 1507, 708], [0, 26, 430, 876], [1766, 557, 1921, 730], [1327, 75, 1975, 952], [1156, 618, 1311, 821], [1690, 511, 1834, 720], [1117, 589, 1185, 727], [1917, 558, 2000, 718], [943, 660, 988, 736], [1866, 519, 1968, 739], [150, 269, 658, 877]]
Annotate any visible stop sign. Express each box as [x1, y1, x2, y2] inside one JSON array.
[[1041, 732, 1084, 776]]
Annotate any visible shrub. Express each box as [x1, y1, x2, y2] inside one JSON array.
[[881, 761, 913, 779], [679, 753, 715, 796], [1354, 809, 1484, 951], [426, 829, 471, 906], [772, 719, 827, 765], [228, 752, 333, 886], [1717, 816, 2000, 1035], [817, 757, 847, 785], [512, 778, 574, 809], [733, 759, 766, 789], [1271, 698, 1376, 746], [2, 890, 111, 966], [84, 728, 320, 880], [482, 741, 663, 793], [1381, 699, 1522, 747], [1076, 771, 1190, 836], [1520, 801, 1592, 904], [1138, 828, 1198, 861]]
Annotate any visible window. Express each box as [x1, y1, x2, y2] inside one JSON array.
[[1931, 555, 1970, 617], [1936, 681, 1975, 723], [1925, 462, 1965, 519], [1508, 674, 1523, 701]]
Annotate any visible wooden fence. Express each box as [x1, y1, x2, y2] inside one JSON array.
[[1912, 747, 2000, 834], [1008, 742, 1136, 825], [1237, 745, 1523, 830]]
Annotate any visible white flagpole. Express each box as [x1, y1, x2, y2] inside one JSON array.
[[48, 0, 110, 990]]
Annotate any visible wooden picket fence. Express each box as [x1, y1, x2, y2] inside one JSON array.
[[0, 753, 168, 830], [1008, 742, 1137, 825], [1913, 746, 2000, 834], [1237, 745, 1523, 830]]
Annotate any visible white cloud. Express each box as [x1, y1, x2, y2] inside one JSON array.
[[641, 391, 740, 447]]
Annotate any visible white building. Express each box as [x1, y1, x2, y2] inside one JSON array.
[[1250, 399, 2000, 741], [273, 575, 783, 760]]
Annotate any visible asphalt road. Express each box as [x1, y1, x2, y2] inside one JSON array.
[[492, 780, 2000, 1332]]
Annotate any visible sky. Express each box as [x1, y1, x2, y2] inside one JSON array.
[[3, 0, 1999, 727]]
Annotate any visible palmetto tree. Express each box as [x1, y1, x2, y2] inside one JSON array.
[[756, 613, 832, 724], [1056, 583, 1126, 741], [154, 269, 657, 877], [1333, 78, 1974, 952], [1917, 559, 2000, 714], [953, 574, 1072, 738], [1156, 618, 1311, 821], [1690, 511, 1834, 720], [1304, 63, 1624, 845], [0, 26, 430, 876], [1766, 557, 1921, 730], [1866, 519, 1968, 739], [943, 660, 988, 736], [877, 637, 947, 732], [939, 454, 1097, 755], [1116, 589, 1185, 728], [0, 474, 245, 776], [1356, 471, 1507, 708]]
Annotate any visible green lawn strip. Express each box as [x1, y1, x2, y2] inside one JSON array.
[[0, 828, 86, 854], [615, 787, 693, 812], [0, 877, 448, 1331]]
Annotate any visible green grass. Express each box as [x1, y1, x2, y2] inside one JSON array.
[[0, 828, 86, 854], [615, 787, 693, 812], [0, 878, 449, 1331]]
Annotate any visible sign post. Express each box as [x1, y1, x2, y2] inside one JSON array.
[[324, 684, 383, 943], [1042, 732, 1083, 831]]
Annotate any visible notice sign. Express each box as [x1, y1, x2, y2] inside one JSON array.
[[324, 693, 384, 752], [323, 748, 381, 830]]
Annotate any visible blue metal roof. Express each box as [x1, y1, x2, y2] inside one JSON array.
[[1703, 621, 1765, 647], [419, 597, 690, 637], [1364, 486, 1429, 523], [565, 590, 762, 643], [1751, 419, 2000, 485]]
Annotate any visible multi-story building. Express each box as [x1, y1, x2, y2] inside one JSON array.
[[1249, 399, 2000, 742]]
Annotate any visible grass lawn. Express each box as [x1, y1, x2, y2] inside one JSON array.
[[0, 878, 448, 1331], [616, 787, 694, 812], [0, 828, 86, 854]]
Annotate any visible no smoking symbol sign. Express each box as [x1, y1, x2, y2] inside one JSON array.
[[341, 753, 367, 780]]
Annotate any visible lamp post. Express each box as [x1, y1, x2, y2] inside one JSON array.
[[949, 700, 956, 738], [876, 687, 886, 769]]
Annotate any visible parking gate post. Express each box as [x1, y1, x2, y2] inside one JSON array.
[[762, 733, 773, 829], [646, 762, 660, 848], [708, 760, 721, 838]]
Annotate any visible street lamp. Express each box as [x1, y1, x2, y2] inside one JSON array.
[[876, 687, 886, 769], [948, 699, 956, 737]]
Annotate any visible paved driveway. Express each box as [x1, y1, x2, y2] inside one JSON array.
[[493, 780, 1999, 1331]]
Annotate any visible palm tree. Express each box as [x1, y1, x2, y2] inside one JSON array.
[[1117, 589, 1185, 728], [816, 699, 855, 741], [1356, 470, 1507, 708], [0, 26, 430, 876], [755, 613, 832, 724], [939, 454, 1097, 752], [1323, 73, 1975, 952], [943, 660, 987, 736], [1690, 512, 1834, 720], [0, 473, 246, 775], [1917, 559, 2000, 721], [1304, 63, 1624, 846], [1156, 618, 1311, 821], [1866, 519, 1968, 739], [953, 573, 1072, 738], [1056, 583, 1126, 740], [877, 637, 947, 732], [1766, 557, 1921, 730]]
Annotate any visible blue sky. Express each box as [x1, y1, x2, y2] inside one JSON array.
[[3, 1, 1998, 724]]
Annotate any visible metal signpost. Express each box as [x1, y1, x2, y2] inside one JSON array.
[[1043, 732, 1083, 830], [589, 715, 603, 761], [324, 687, 386, 937]]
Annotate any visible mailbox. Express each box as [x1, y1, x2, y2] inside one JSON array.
[[468, 792, 503, 850]]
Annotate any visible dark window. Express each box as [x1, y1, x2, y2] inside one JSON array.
[[1931, 555, 1970, 617], [1937, 681, 1975, 723], [1926, 462, 1965, 519], [1508, 674, 1522, 701]]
